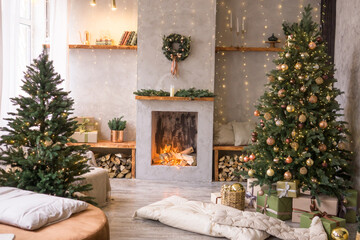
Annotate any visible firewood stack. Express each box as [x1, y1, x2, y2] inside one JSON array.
[[96, 153, 132, 178], [218, 154, 247, 182]]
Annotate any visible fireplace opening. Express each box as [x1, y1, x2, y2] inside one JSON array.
[[151, 111, 198, 166]]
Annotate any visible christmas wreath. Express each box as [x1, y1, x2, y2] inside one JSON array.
[[162, 33, 191, 75]]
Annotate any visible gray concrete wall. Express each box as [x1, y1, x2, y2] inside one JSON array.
[[215, 0, 320, 124], [68, 0, 138, 141], [136, 0, 216, 182], [334, 1, 360, 192]]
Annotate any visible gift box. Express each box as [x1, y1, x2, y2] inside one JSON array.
[[72, 131, 97, 143], [277, 180, 300, 198], [338, 189, 358, 223], [300, 211, 345, 238], [75, 117, 97, 132], [256, 190, 292, 220], [292, 194, 338, 223], [211, 192, 221, 205]]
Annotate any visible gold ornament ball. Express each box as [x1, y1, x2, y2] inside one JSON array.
[[299, 114, 307, 123], [295, 62, 302, 70], [291, 142, 299, 151], [291, 130, 297, 137], [268, 75, 275, 83], [313, 64, 320, 70], [319, 143, 327, 152], [342, 198, 348, 205], [239, 155, 244, 162], [284, 171, 292, 180], [338, 142, 346, 150], [319, 120, 328, 129], [315, 77, 324, 85], [300, 86, 307, 92], [309, 41, 317, 50], [278, 76, 284, 81], [286, 105, 295, 113], [306, 158, 314, 167], [264, 112, 272, 120], [330, 227, 349, 240], [326, 95, 331, 101], [248, 169, 255, 177], [254, 110, 260, 117], [285, 52, 291, 58], [231, 183, 244, 192], [273, 146, 279, 152], [276, 65, 282, 70], [278, 89, 286, 98], [266, 137, 275, 146], [281, 64, 289, 71], [266, 168, 275, 177], [258, 190, 264, 196], [309, 95, 318, 104], [311, 177, 318, 183], [300, 167, 308, 175], [273, 157, 280, 163], [275, 120, 284, 126]]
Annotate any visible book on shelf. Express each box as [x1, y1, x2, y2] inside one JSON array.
[[130, 33, 137, 46], [119, 31, 137, 46], [120, 31, 129, 45]]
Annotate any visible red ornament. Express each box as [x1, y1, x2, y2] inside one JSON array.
[[319, 143, 327, 152], [250, 154, 256, 161], [254, 110, 260, 117], [316, 36, 323, 43], [251, 137, 257, 143], [322, 75, 329, 80], [305, 147, 309, 151], [285, 156, 293, 164], [244, 156, 249, 162], [285, 138, 291, 144], [337, 127, 343, 132], [290, 79, 296, 84], [298, 123, 304, 129], [260, 123, 265, 127], [252, 132, 258, 137], [322, 161, 328, 167], [266, 137, 275, 146], [281, 104, 287, 109]]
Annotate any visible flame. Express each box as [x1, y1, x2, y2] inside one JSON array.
[[153, 145, 187, 166]]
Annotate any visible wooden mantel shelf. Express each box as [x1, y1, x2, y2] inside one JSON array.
[[135, 96, 215, 102], [69, 44, 137, 50], [67, 140, 136, 149], [215, 46, 283, 52]]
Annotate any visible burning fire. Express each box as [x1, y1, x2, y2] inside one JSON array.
[[152, 144, 195, 166]]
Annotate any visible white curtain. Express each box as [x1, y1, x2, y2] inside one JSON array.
[[49, 0, 69, 90]]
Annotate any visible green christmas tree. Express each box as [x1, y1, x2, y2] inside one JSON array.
[[0, 50, 92, 200], [244, 5, 352, 199]]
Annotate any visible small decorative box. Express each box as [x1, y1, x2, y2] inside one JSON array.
[[256, 190, 292, 221], [72, 131, 97, 143], [300, 211, 345, 238], [276, 180, 300, 198]]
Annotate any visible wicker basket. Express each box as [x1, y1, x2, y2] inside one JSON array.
[[221, 184, 245, 210]]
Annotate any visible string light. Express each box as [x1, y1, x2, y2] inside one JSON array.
[[90, 0, 96, 7]]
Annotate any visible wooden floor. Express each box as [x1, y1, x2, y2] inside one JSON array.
[[102, 179, 357, 240]]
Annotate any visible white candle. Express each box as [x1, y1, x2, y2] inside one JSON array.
[[170, 85, 175, 97], [230, 12, 232, 29], [236, 17, 239, 33], [242, 17, 245, 32]]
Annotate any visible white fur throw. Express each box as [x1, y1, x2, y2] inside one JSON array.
[[134, 196, 327, 240]]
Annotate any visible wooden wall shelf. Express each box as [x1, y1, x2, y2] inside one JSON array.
[[215, 46, 283, 52], [67, 140, 136, 178], [68, 44, 137, 50], [135, 96, 215, 102]]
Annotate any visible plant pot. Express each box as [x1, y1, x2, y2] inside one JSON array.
[[111, 130, 124, 143], [356, 232, 360, 240]]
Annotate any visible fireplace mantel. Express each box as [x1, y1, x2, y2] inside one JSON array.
[[135, 96, 214, 102]]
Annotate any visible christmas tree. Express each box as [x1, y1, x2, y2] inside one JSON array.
[[244, 5, 352, 199], [0, 50, 92, 200]]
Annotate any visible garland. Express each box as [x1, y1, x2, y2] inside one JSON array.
[[134, 88, 214, 99], [162, 33, 191, 75]]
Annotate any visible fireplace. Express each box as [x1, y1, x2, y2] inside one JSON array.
[[151, 111, 198, 166]]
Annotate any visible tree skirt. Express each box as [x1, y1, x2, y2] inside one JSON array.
[[134, 196, 327, 240]]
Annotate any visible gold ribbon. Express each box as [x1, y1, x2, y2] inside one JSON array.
[[171, 56, 178, 76]]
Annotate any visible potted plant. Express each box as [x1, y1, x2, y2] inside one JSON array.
[[108, 116, 126, 143]]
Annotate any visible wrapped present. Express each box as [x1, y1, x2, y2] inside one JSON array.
[[75, 117, 98, 132], [338, 189, 358, 223], [292, 194, 338, 223], [72, 131, 97, 143], [256, 190, 292, 221], [211, 192, 221, 205], [300, 211, 345, 238], [276, 180, 300, 198], [245, 184, 257, 208]]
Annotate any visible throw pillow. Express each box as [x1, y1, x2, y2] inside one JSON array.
[[213, 122, 235, 145], [0, 187, 88, 230], [232, 121, 255, 146]]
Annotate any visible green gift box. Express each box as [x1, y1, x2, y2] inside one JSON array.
[[276, 180, 300, 198], [339, 189, 358, 223], [300, 211, 346, 238], [256, 190, 292, 220]]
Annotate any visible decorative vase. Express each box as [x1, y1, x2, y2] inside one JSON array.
[[356, 232, 360, 240], [111, 130, 124, 143]]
